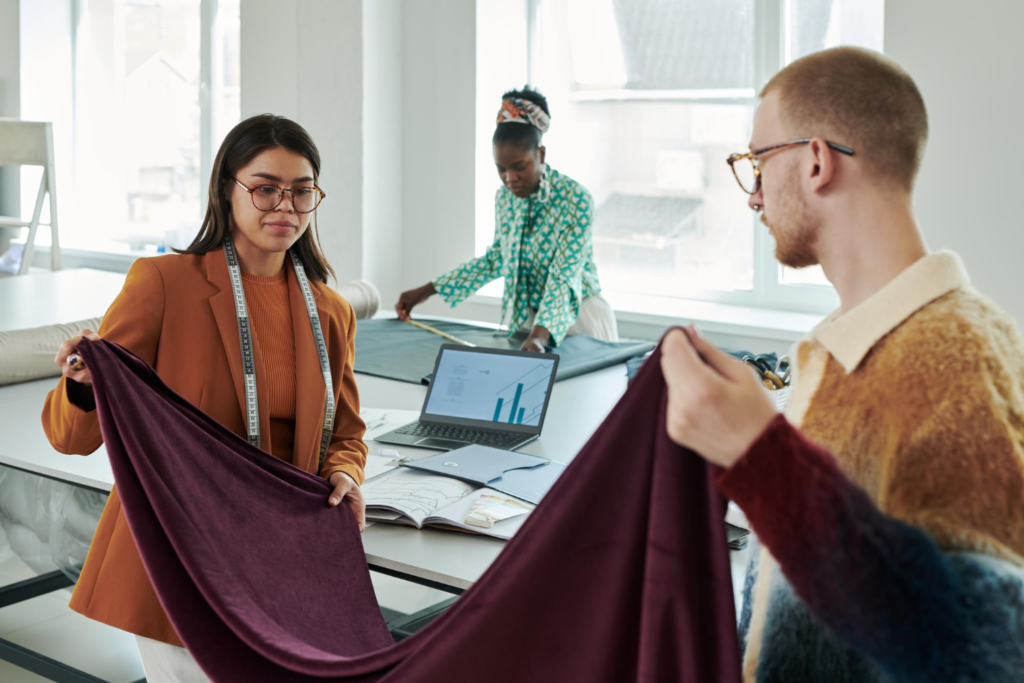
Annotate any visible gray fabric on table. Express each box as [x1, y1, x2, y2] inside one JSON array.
[[354, 318, 655, 385]]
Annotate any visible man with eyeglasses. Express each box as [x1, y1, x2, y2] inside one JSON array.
[[660, 47, 1024, 681]]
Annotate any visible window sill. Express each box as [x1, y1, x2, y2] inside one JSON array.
[[567, 88, 756, 102], [9, 243, 151, 274], [24, 243, 824, 343], [465, 291, 824, 343]]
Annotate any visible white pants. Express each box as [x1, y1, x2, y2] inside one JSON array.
[[519, 293, 619, 342], [136, 636, 211, 683]]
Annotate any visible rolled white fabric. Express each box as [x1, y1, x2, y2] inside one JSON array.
[[334, 280, 381, 320], [517, 293, 619, 342], [0, 280, 379, 386], [0, 317, 103, 386]]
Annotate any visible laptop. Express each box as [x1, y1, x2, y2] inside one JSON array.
[[373, 344, 560, 452]]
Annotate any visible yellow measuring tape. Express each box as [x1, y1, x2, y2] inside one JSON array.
[[404, 319, 477, 347]]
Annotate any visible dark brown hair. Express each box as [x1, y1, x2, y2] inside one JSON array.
[[761, 47, 928, 191], [176, 114, 335, 283]]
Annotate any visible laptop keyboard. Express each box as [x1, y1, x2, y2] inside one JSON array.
[[394, 422, 528, 449]]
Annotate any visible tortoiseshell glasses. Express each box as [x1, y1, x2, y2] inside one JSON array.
[[234, 179, 325, 213], [726, 138, 855, 195]]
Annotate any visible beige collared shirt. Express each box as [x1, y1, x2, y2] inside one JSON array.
[[785, 251, 971, 427]]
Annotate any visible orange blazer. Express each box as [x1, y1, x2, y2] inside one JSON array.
[[41, 248, 367, 645]]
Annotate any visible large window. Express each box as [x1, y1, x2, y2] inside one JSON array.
[[476, 0, 884, 313], [20, 0, 240, 256]]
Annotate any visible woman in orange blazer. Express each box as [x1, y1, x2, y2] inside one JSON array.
[[41, 114, 367, 679]]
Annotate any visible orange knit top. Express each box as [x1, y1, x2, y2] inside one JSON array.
[[241, 267, 297, 464]]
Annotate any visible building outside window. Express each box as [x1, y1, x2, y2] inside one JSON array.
[[476, 0, 884, 314], [17, 0, 240, 257]]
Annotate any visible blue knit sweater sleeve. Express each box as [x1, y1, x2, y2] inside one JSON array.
[[716, 415, 1024, 683]]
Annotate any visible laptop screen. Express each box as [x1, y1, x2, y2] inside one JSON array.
[[423, 347, 557, 428]]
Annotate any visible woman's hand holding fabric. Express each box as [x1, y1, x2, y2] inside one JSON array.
[[520, 326, 551, 353], [328, 471, 366, 532], [55, 329, 101, 385]]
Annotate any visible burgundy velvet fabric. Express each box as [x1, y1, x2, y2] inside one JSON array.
[[77, 336, 740, 682]]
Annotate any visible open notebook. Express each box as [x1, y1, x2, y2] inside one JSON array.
[[363, 468, 534, 541]]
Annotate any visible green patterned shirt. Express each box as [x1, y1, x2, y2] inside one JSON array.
[[433, 167, 602, 346]]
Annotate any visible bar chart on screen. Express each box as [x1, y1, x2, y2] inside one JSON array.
[[490, 362, 552, 424], [424, 350, 556, 426]]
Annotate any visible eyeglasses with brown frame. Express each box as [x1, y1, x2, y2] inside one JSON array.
[[726, 138, 855, 195], [233, 179, 326, 214]]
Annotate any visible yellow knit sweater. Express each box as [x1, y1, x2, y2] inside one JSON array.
[[741, 252, 1024, 681]]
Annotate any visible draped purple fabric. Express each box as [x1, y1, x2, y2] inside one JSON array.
[[77, 336, 740, 683]]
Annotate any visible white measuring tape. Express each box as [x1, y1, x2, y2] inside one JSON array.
[[222, 236, 335, 468]]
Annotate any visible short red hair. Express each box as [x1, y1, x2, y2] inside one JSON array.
[[761, 47, 928, 190]]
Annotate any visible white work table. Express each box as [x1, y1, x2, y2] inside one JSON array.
[[0, 268, 631, 594], [0, 267, 125, 331], [0, 367, 628, 593], [0, 269, 129, 492], [355, 365, 627, 591], [0, 267, 752, 683], [1, 269, 748, 607]]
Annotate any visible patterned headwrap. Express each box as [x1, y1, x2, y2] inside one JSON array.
[[496, 97, 551, 134]]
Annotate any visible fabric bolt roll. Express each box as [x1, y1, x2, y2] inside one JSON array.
[[0, 281, 375, 388], [76, 335, 740, 683], [0, 317, 102, 386], [335, 280, 381, 321]]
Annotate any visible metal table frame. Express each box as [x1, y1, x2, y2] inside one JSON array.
[[0, 462, 465, 682]]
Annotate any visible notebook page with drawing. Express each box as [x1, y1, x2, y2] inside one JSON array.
[[363, 468, 533, 540]]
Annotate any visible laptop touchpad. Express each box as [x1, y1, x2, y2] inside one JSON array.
[[415, 437, 468, 450]]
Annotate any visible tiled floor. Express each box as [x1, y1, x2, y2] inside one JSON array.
[[371, 573, 454, 617], [0, 551, 451, 682], [0, 554, 146, 683], [0, 540, 745, 681]]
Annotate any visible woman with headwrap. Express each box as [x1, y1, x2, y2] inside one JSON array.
[[396, 87, 616, 352]]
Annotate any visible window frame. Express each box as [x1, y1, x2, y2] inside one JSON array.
[[29, 0, 232, 267], [486, 0, 842, 316]]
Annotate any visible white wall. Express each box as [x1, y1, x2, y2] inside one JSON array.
[[0, 0, 17, 118], [400, 0, 545, 333], [362, 0, 403, 306], [886, 0, 1024, 326], [0, 0, 20, 220], [240, 0, 364, 284], [20, 0, 73, 228], [399, 0, 477, 295]]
